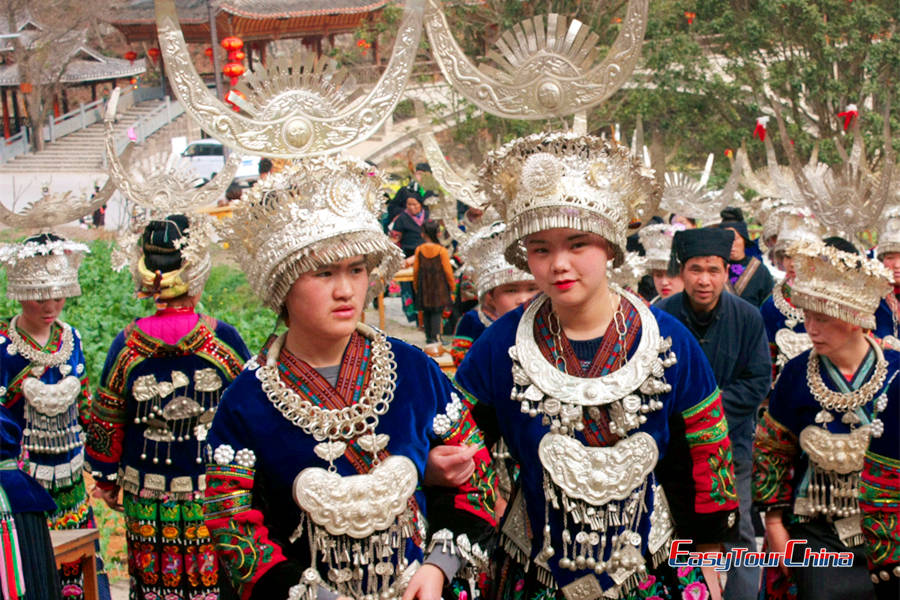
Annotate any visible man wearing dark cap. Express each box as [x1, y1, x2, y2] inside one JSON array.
[[658, 227, 772, 600], [717, 209, 774, 307]]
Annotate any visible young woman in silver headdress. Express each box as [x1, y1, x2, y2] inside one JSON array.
[[453, 134, 739, 600], [0, 233, 106, 600], [450, 221, 538, 368], [206, 156, 496, 600], [753, 240, 899, 600], [86, 215, 251, 600]]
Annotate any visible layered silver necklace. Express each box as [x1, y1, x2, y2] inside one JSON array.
[[796, 337, 892, 543], [259, 324, 422, 600], [509, 285, 677, 597]]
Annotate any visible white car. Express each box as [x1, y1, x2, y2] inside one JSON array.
[[178, 139, 260, 186]]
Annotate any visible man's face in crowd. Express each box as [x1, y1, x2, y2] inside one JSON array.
[[681, 256, 728, 313]]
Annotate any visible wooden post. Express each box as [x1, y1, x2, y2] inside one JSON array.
[[208, 0, 224, 99], [11, 90, 21, 134], [1, 88, 10, 139]]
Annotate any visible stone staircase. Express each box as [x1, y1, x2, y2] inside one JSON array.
[[0, 99, 182, 173]]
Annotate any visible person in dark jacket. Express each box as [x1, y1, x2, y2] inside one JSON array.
[[717, 212, 774, 307], [657, 227, 772, 600]]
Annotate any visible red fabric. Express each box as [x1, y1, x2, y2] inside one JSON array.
[[682, 391, 740, 513]]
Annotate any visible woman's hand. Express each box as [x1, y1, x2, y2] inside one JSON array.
[[401, 564, 445, 600], [92, 484, 123, 512], [765, 510, 792, 576], [424, 445, 478, 487]]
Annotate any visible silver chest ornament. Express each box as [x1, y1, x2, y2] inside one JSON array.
[[21, 375, 83, 454], [794, 342, 892, 547], [132, 368, 223, 467], [509, 288, 677, 598]]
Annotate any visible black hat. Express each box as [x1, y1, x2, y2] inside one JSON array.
[[673, 228, 733, 265], [414, 162, 432, 173], [718, 220, 750, 244], [720, 206, 744, 222]]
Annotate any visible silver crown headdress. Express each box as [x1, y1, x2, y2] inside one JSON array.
[[789, 240, 892, 330], [877, 205, 900, 259], [774, 209, 824, 255], [659, 151, 744, 222], [638, 223, 679, 272], [479, 133, 659, 270], [219, 156, 404, 312], [754, 196, 796, 250], [460, 221, 533, 298], [424, 3, 647, 119], [771, 103, 894, 245], [0, 237, 89, 301], [608, 251, 649, 291], [155, 0, 424, 157], [104, 88, 226, 297]]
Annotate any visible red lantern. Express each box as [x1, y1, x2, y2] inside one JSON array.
[[146, 47, 161, 63], [204, 46, 214, 59], [232, 50, 246, 62], [221, 36, 243, 53], [223, 62, 245, 86], [124, 50, 138, 64], [684, 11, 696, 24], [19, 82, 32, 94]]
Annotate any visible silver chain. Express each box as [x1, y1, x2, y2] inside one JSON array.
[[257, 325, 398, 442], [807, 337, 888, 413], [7, 315, 73, 368]]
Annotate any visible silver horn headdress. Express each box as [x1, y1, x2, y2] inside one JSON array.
[[659, 151, 744, 221], [104, 88, 239, 215], [155, 0, 424, 157], [424, 2, 647, 119], [771, 102, 894, 245], [104, 88, 222, 297]]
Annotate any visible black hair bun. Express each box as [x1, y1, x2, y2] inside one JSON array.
[[142, 214, 189, 273]]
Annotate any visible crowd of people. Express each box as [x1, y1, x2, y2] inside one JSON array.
[[0, 130, 897, 600]]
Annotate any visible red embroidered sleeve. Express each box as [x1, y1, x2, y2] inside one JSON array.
[[78, 373, 92, 429], [681, 389, 739, 513], [450, 337, 473, 368], [860, 451, 900, 576], [432, 391, 498, 527], [205, 457, 287, 600], [752, 410, 797, 508]]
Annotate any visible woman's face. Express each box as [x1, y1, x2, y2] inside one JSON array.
[[651, 269, 683, 298], [19, 298, 65, 330], [487, 281, 540, 317], [283, 256, 369, 341], [804, 309, 861, 358], [525, 228, 611, 310], [406, 196, 423, 216]]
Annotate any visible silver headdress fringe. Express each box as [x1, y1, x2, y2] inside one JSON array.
[[789, 240, 892, 330], [479, 133, 659, 272], [219, 156, 403, 312], [0, 238, 89, 301]]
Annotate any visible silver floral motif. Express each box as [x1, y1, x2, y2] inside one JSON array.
[[213, 444, 235, 465]]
